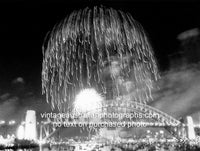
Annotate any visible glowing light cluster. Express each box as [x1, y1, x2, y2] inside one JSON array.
[[8, 120, 16, 125], [42, 6, 159, 111], [0, 120, 5, 125], [73, 88, 103, 114]]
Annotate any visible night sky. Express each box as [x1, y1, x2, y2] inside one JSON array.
[[0, 0, 200, 123]]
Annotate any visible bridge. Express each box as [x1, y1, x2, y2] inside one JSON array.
[[38, 100, 189, 142]]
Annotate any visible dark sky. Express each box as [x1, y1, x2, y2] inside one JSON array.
[[0, 0, 200, 123], [0, 0, 199, 88]]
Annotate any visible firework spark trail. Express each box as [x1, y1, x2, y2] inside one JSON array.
[[42, 6, 159, 112]]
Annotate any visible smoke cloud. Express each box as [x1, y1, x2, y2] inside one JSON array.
[[150, 63, 200, 119], [0, 94, 19, 120], [0, 77, 52, 123]]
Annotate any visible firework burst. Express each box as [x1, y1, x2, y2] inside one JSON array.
[[73, 88, 103, 114], [42, 6, 159, 112]]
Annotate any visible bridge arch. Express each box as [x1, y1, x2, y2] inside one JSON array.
[[71, 99, 187, 139], [80, 101, 182, 127], [40, 101, 186, 141]]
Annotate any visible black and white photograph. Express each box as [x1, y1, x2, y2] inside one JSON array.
[[0, 0, 200, 150]]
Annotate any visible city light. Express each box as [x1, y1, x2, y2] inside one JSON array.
[[160, 130, 164, 134], [0, 120, 5, 125], [8, 120, 16, 125]]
